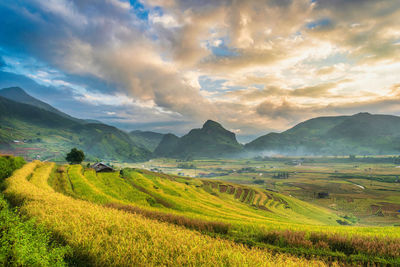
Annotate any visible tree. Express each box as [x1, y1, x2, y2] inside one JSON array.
[[66, 148, 85, 164]]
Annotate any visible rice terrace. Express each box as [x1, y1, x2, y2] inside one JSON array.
[[1, 0, 400, 266]]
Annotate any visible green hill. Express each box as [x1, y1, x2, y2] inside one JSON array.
[[154, 120, 243, 158], [245, 113, 400, 155], [0, 95, 151, 162], [153, 133, 180, 156], [129, 130, 164, 152], [0, 87, 100, 124]]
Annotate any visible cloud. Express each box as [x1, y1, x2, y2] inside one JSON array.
[[0, 0, 399, 137], [255, 88, 400, 130], [308, 0, 400, 63], [225, 80, 350, 104]]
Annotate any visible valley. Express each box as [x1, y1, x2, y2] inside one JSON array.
[[2, 1, 400, 265], [1, 86, 400, 266]]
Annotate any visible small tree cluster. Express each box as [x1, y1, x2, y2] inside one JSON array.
[[66, 148, 85, 164], [177, 163, 196, 169]]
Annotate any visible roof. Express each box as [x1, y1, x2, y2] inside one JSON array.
[[91, 162, 114, 172]]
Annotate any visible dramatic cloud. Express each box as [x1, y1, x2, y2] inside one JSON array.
[[0, 0, 399, 139]]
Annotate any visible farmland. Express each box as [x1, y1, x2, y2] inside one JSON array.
[[3, 0, 400, 265], [3, 161, 330, 266], [2, 158, 400, 265], [130, 157, 400, 226]]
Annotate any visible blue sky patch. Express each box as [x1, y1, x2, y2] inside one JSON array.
[[306, 18, 333, 30]]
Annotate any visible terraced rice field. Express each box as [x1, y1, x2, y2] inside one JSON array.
[[4, 161, 400, 265], [4, 161, 331, 266]]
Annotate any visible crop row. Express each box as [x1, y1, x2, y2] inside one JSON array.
[[3, 161, 327, 266]]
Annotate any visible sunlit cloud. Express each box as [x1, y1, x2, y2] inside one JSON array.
[[0, 0, 399, 138]]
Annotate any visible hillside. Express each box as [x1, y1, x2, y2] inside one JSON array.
[[0, 95, 151, 162], [245, 113, 400, 155], [3, 160, 399, 265], [3, 160, 335, 266], [153, 133, 180, 157], [129, 130, 164, 152], [54, 164, 342, 226], [154, 120, 243, 158], [0, 87, 99, 124]]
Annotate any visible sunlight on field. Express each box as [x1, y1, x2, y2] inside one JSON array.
[[4, 162, 331, 266]]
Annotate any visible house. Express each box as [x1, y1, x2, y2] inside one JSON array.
[[91, 162, 114, 173]]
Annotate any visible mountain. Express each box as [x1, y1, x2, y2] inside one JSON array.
[[154, 120, 243, 158], [153, 133, 180, 157], [0, 87, 101, 124], [245, 113, 400, 155], [0, 94, 151, 162], [129, 130, 165, 152]]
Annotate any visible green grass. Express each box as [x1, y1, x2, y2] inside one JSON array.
[[0, 156, 69, 266], [66, 165, 113, 204], [0, 194, 69, 266], [85, 169, 151, 205], [133, 158, 400, 226], [48, 166, 75, 196], [0, 156, 25, 180]]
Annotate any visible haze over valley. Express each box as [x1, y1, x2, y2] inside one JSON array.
[[1, 1, 400, 266]]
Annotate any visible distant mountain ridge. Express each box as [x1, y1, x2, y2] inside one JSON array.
[[129, 130, 165, 152], [154, 120, 243, 158], [154, 133, 180, 157], [0, 87, 101, 124], [3, 87, 400, 159], [0, 87, 151, 162], [245, 113, 400, 155]]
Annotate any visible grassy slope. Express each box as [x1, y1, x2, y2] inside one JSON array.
[[50, 164, 400, 264], [0, 194, 69, 266], [4, 162, 326, 266], [0, 96, 150, 162], [0, 87, 84, 124], [4, 160, 400, 264], [0, 157, 69, 266], [63, 165, 341, 226], [68, 166, 400, 233]]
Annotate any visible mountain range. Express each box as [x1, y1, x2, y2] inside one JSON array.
[[0, 87, 151, 162], [2, 86, 400, 160], [245, 113, 400, 155], [154, 120, 243, 158], [129, 130, 165, 152]]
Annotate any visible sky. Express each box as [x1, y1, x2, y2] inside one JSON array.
[[0, 0, 400, 142]]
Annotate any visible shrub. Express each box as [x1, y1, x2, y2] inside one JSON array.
[[0, 194, 70, 266], [0, 156, 25, 180]]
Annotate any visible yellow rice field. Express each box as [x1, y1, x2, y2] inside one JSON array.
[[4, 161, 330, 266]]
